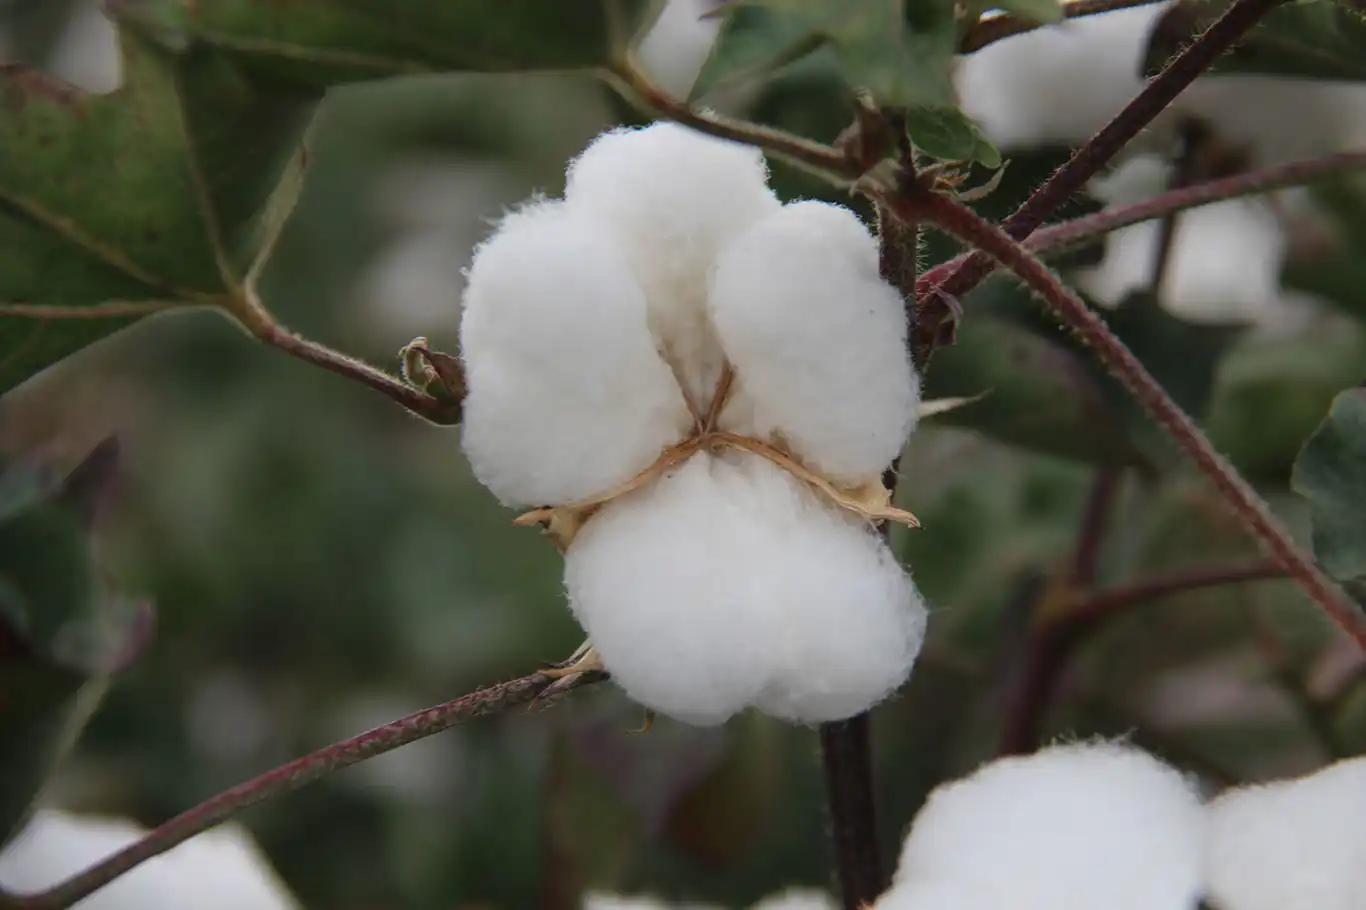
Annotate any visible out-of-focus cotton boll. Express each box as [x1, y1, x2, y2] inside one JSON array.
[[1205, 756, 1366, 910], [750, 888, 839, 910], [893, 742, 1205, 910], [0, 810, 300, 910], [565, 452, 925, 726], [635, 0, 722, 97], [459, 200, 691, 507], [955, 7, 1154, 149], [1076, 155, 1303, 329], [565, 123, 781, 405], [583, 895, 719, 910], [872, 879, 995, 910], [709, 201, 919, 484]]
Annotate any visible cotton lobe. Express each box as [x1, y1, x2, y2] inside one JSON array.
[[880, 741, 1205, 910], [459, 122, 926, 726], [1205, 756, 1366, 910]]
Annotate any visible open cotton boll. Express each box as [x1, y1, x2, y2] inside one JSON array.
[[460, 200, 691, 507], [956, 7, 1154, 149], [893, 742, 1205, 910], [1075, 155, 1296, 328], [1205, 756, 1366, 910], [565, 123, 781, 406], [709, 201, 919, 484], [565, 452, 924, 726], [0, 810, 300, 910]]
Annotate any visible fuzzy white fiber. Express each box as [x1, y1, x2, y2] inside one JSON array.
[[565, 123, 781, 406], [460, 200, 692, 507], [887, 742, 1205, 910], [565, 451, 926, 726], [710, 201, 919, 484], [1205, 756, 1366, 910], [0, 810, 299, 910]]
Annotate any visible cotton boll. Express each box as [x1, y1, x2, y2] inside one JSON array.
[[893, 742, 1205, 910], [1205, 756, 1366, 910], [565, 123, 781, 406], [709, 201, 918, 484], [0, 811, 300, 910], [750, 888, 839, 910], [955, 7, 1155, 149], [873, 879, 994, 910], [565, 451, 924, 726], [583, 895, 718, 910], [460, 200, 691, 507], [635, 0, 722, 97]]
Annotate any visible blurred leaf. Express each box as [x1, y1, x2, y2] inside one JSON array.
[[0, 29, 309, 393], [1292, 386, 1366, 607], [696, 0, 998, 164], [110, 0, 651, 91], [1144, 0, 1366, 81], [922, 314, 1140, 465], [1210, 322, 1366, 481], [0, 440, 152, 847], [1284, 174, 1366, 323]]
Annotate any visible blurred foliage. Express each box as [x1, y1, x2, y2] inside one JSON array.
[[1, 3, 1366, 910], [1293, 387, 1366, 608]]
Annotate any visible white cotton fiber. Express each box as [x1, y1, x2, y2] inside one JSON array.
[[872, 879, 996, 910], [460, 200, 692, 507], [564, 123, 781, 407], [1205, 756, 1366, 910], [750, 888, 839, 910], [892, 741, 1205, 910], [583, 895, 718, 910], [564, 451, 925, 726], [0, 810, 300, 910], [709, 201, 918, 484]]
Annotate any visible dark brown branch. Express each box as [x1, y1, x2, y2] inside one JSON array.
[[12, 671, 603, 910], [915, 0, 1290, 358]]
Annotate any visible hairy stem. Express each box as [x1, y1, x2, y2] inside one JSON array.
[[915, 0, 1289, 356], [959, 0, 1167, 54], [1000, 560, 1287, 754], [603, 57, 860, 183], [12, 671, 602, 910], [220, 295, 462, 426], [907, 188, 1366, 651]]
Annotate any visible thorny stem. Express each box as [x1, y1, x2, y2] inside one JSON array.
[[999, 560, 1287, 754], [915, 0, 1290, 356], [603, 57, 860, 183], [906, 188, 1366, 652], [8, 671, 602, 910], [959, 0, 1168, 54], [222, 292, 462, 426]]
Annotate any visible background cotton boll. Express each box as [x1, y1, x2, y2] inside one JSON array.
[[750, 888, 839, 910], [709, 200, 918, 484], [893, 742, 1204, 910], [459, 200, 691, 507], [583, 895, 719, 910], [635, 0, 722, 97], [565, 452, 923, 726], [0, 811, 300, 910], [955, 7, 1154, 148], [872, 879, 993, 910], [564, 123, 781, 406], [1205, 756, 1366, 910]]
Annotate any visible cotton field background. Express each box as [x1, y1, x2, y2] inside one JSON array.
[[1, 1, 1365, 909]]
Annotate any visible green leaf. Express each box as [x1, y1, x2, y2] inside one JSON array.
[[1210, 322, 1366, 481], [0, 440, 152, 847], [110, 0, 650, 91], [695, 0, 999, 164], [1144, 0, 1366, 81], [922, 315, 1142, 465], [988, 0, 1064, 24], [0, 28, 309, 394], [1292, 386, 1366, 607], [1283, 174, 1366, 324]]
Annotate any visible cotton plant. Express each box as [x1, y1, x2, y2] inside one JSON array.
[[458, 122, 928, 726], [0, 811, 300, 910]]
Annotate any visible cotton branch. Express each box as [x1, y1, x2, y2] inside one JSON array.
[[9, 670, 603, 910], [915, 0, 1291, 357], [1000, 560, 1287, 754], [901, 186, 1366, 653]]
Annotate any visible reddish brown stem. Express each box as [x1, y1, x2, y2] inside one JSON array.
[[11, 671, 602, 910], [906, 188, 1366, 652], [1000, 560, 1287, 754], [915, 0, 1289, 355], [1072, 469, 1120, 588]]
